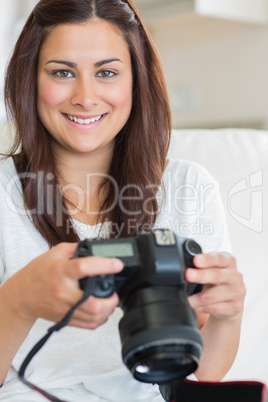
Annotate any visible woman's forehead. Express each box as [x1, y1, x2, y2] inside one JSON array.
[[39, 20, 130, 63]]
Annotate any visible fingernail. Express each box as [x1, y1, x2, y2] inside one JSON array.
[[113, 259, 124, 270]]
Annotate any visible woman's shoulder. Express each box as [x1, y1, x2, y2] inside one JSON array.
[[0, 156, 17, 182], [164, 157, 218, 186], [0, 156, 20, 198]]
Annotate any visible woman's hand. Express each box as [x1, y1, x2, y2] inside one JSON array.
[[1, 243, 124, 329], [186, 252, 246, 320], [185, 251, 246, 381]]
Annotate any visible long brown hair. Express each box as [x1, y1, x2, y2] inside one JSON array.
[[4, 0, 171, 246]]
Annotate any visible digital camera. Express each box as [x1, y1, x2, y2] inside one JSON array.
[[75, 229, 203, 384]]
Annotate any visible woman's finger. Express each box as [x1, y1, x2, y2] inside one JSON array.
[[193, 252, 237, 269], [64, 255, 124, 281], [75, 293, 120, 316], [191, 300, 245, 318], [189, 283, 244, 307], [186, 266, 241, 286]]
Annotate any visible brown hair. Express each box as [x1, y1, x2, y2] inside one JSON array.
[[4, 0, 171, 246]]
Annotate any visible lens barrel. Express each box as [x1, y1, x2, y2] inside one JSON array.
[[118, 287, 203, 384]]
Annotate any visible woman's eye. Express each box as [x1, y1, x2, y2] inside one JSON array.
[[53, 70, 73, 78], [97, 70, 116, 78]]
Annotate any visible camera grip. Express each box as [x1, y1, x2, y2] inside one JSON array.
[[79, 275, 115, 298]]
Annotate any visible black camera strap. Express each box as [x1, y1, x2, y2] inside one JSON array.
[[18, 279, 96, 401]]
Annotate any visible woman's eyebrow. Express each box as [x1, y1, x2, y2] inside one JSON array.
[[45, 60, 76, 67], [94, 58, 123, 67], [45, 58, 123, 68]]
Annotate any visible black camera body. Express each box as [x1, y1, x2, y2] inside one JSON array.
[[75, 229, 203, 384]]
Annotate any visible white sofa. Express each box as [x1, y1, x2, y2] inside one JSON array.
[[1, 125, 268, 386], [168, 128, 268, 386]]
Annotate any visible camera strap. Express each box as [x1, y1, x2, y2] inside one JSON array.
[[18, 279, 97, 401]]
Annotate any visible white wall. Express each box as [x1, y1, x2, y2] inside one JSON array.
[[149, 17, 268, 129], [196, 0, 268, 23], [0, 0, 37, 121]]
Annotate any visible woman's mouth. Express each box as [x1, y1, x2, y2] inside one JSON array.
[[66, 113, 104, 125]]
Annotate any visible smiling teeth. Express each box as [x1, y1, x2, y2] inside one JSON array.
[[67, 114, 102, 124]]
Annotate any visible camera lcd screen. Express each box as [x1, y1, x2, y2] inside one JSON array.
[[91, 243, 134, 258]]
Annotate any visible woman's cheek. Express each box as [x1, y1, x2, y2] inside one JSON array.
[[38, 81, 69, 108]]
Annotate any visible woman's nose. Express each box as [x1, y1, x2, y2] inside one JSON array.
[[70, 77, 99, 109]]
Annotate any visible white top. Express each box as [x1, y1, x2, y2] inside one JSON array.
[[0, 157, 230, 401]]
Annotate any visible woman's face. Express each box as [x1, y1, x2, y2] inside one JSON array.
[[37, 19, 133, 159]]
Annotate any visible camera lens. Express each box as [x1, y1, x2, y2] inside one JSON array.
[[134, 351, 198, 382], [123, 335, 201, 384], [119, 288, 203, 384]]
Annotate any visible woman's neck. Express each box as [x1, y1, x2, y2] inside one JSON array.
[[53, 145, 114, 225], [54, 142, 113, 190]]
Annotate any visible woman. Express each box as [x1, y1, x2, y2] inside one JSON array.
[[0, 0, 245, 401]]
